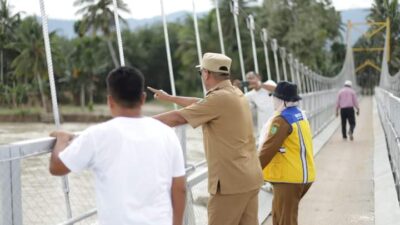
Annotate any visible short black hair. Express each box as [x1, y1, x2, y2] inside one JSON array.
[[106, 66, 144, 108]]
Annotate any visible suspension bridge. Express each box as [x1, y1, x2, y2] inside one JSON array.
[[0, 0, 400, 225]]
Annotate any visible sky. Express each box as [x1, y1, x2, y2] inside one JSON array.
[[9, 0, 374, 20]]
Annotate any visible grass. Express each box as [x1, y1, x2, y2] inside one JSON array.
[[0, 101, 174, 116], [0, 107, 42, 115]]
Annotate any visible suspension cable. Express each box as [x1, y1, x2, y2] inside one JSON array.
[[221, 3, 342, 85], [160, 0, 177, 110], [112, 0, 125, 66], [38, 0, 73, 219], [215, 0, 225, 54]]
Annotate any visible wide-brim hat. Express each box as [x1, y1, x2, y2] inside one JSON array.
[[196, 52, 232, 74], [272, 81, 302, 102]]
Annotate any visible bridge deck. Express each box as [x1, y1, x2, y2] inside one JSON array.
[[264, 97, 375, 225]]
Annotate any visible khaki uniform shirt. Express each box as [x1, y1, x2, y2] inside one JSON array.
[[179, 80, 263, 194]]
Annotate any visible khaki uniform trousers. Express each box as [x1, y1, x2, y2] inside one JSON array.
[[271, 183, 312, 225], [208, 188, 259, 225]]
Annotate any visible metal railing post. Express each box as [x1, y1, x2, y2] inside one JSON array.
[[0, 145, 23, 225], [300, 63, 306, 93], [247, 15, 259, 74], [0, 146, 12, 225], [231, 0, 247, 92], [295, 59, 302, 93], [279, 47, 288, 81], [306, 68, 311, 93], [261, 28, 272, 81], [271, 39, 280, 82], [304, 66, 311, 93], [311, 71, 316, 92], [175, 126, 187, 167], [288, 53, 295, 83]]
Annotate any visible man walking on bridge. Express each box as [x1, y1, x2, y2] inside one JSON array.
[[49, 67, 186, 225], [259, 81, 316, 225], [149, 52, 264, 225], [336, 80, 360, 141]]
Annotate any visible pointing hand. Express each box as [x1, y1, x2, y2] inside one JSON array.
[[147, 86, 171, 101]]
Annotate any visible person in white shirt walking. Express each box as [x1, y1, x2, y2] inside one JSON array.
[[244, 71, 276, 140], [49, 66, 186, 225]]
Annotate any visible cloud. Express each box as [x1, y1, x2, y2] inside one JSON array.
[[332, 0, 373, 11]]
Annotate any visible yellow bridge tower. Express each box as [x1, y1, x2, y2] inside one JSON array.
[[348, 18, 390, 74]]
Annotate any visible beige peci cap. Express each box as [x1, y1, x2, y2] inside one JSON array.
[[344, 80, 352, 86], [196, 52, 232, 74], [264, 79, 277, 87]]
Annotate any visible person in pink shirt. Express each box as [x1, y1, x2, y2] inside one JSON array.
[[336, 80, 360, 140]]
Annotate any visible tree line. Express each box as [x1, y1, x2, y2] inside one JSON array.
[[1, 0, 392, 111]]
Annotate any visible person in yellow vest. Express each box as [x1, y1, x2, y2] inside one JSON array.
[[259, 81, 316, 225]]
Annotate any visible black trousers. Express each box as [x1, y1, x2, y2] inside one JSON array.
[[340, 107, 356, 138]]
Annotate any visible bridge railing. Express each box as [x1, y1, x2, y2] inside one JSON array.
[[0, 137, 94, 225], [0, 88, 341, 225], [375, 87, 400, 202], [0, 126, 208, 225], [300, 89, 338, 137]]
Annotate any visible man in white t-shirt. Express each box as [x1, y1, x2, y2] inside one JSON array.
[[49, 66, 186, 225], [244, 72, 276, 139]]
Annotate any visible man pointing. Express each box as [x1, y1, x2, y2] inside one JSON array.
[[149, 52, 263, 225]]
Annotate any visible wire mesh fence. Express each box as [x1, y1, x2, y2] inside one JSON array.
[[0, 84, 349, 225], [0, 147, 15, 225], [0, 89, 343, 225], [0, 125, 208, 225], [183, 126, 208, 225], [185, 177, 208, 225], [300, 90, 337, 137], [0, 143, 97, 225], [21, 155, 71, 225], [376, 87, 400, 203]]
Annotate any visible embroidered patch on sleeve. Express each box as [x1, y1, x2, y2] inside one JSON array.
[[270, 123, 280, 135]]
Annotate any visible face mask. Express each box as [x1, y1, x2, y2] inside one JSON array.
[[273, 97, 285, 111]]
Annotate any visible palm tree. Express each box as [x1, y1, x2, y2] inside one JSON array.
[[73, 0, 130, 68], [0, 0, 21, 84], [72, 20, 89, 108], [70, 36, 109, 109], [10, 17, 59, 110]]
